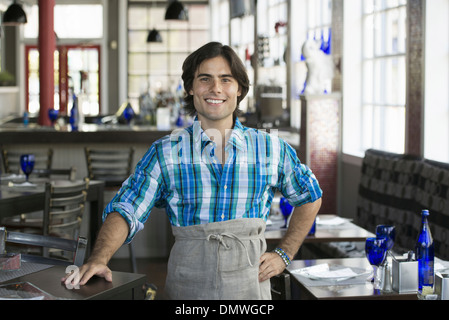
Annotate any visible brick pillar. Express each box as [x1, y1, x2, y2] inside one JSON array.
[[38, 0, 55, 126]]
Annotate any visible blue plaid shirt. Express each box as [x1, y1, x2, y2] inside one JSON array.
[[104, 118, 322, 243]]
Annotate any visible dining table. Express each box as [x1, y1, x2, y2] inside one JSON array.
[[286, 256, 449, 300], [265, 214, 375, 244], [0, 174, 105, 252], [286, 257, 414, 300], [0, 261, 147, 300]]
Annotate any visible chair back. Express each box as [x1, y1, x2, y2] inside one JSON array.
[[0, 227, 87, 266], [42, 179, 89, 259], [84, 147, 134, 187], [1, 147, 53, 174], [33, 167, 77, 181]]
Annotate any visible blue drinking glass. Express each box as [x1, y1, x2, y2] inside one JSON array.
[[376, 225, 396, 251], [20, 154, 35, 182], [365, 236, 388, 289], [279, 197, 293, 228], [123, 105, 135, 125], [48, 108, 59, 126]]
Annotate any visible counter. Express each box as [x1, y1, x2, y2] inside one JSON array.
[[0, 123, 172, 144]]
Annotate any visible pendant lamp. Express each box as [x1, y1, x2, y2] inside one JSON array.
[[165, 0, 188, 21], [147, 28, 162, 43], [2, 1, 27, 26]]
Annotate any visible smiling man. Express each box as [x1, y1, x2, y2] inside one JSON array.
[[63, 42, 322, 300]]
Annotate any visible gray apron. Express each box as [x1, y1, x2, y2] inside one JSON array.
[[165, 218, 271, 300]]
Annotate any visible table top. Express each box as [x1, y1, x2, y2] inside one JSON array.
[[265, 214, 375, 244], [0, 176, 104, 208], [0, 263, 147, 300], [0, 176, 105, 252], [286, 257, 417, 300]]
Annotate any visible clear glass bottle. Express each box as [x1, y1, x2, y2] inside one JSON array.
[[415, 209, 434, 292]]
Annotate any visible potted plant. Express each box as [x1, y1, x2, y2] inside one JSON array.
[[0, 71, 15, 86]]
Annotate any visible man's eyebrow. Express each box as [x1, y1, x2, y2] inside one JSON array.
[[196, 73, 234, 78]]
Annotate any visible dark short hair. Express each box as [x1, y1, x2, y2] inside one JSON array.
[[181, 42, 250, 117]]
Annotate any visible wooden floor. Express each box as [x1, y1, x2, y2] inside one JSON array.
[[109, 257, 168, 300]]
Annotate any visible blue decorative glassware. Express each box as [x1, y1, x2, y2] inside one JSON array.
[[365, 236, 388, 289], [308, 218, 316, 235], [415, 209, 434, 291], [376, 225, 396, 252], [279, 197, 293, 228], [123, 105, 135, 125], [20, 154, 35, 181], [48, 108, 59, 126]]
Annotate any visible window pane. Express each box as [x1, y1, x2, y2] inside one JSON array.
[[363, 15, 374, 58], [54, 5, 103, 39], [128, 3, 210, 115], [359, 1, 407, 154], [128, 6, 148, 29], [363, 60, 373, 103], [129, 53, 149, 74], [363, 105, 405, 152]]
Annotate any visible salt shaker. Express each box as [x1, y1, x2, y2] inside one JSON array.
[[381, 264, 392, 292]]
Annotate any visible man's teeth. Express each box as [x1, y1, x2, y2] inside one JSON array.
[[206, 99, 224, 104]]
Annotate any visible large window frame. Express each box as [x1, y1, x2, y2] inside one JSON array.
[[22, 1, 104, 116], [361, 0, 407, 154], [424, 0, 449, 163], [127, 1, 210, 114], [343, 0, 407, 157]]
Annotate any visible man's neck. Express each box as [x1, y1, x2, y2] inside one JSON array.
[[197, 115, 235, 165], [197, 115, 235, 145]]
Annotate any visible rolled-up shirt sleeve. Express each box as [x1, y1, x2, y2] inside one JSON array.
[[278, 141, 322, 207], [103, 145, 165, 244]]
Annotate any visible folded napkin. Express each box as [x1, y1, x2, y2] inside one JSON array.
[[316, 216, 348, 226], [291, 263, 359, 280], [8, 181, 37, 188]]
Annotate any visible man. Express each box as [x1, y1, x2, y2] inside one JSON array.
[[63, 42, 322, 299]]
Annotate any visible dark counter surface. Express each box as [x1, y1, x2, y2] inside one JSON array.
[[0, 123, 172, 144]]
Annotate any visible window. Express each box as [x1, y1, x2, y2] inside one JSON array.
[[24, 4, 103, 39], [25, 45, 100, 115], [127, 2, 210, 116], [305, 0, 332, 51], [23, 2, 103, 116], [343, 0, 407, 156], [424, 0, 449, 163]]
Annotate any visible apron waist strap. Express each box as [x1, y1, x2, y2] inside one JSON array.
[[176, 232, 260, 267], [206, 233, 254, 267]]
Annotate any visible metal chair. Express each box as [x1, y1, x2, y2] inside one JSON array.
[[84, 147, 134, 188], [33, 167, 77, 181], [270, 272, 291, 300], [2, 179, 89, 262], [84, 147, 137, 272], [1, 147, 53, 174], [0, 227, 87, 266]]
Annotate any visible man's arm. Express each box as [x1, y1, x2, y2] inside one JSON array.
[[62, 212, 129, 286], [258, 197, 321, 282]]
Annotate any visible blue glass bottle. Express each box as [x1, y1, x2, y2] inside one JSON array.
[[414, 209, 434, 291], [69, 94, 79, 131]]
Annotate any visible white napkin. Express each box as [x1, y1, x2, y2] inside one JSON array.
[[316, 216, 348, 226], [8, 181, 37, 188], [290, 263, 362, 281]]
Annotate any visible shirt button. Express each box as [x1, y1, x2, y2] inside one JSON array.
[[223, 185, 227, 190]]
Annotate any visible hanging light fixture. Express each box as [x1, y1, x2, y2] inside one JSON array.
[[165, 0, 188, 21], [147, 28, 162, 43], [2, 1, 27, 26]]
